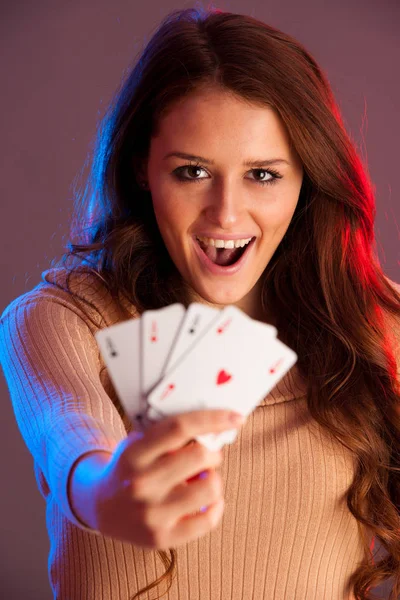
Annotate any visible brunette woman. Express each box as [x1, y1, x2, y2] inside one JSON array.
[[1, 7, 399, 600]]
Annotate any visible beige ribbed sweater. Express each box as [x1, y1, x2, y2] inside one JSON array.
[[1, 267, 399, 600]]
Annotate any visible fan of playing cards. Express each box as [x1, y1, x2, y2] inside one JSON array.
[[95, 303, 297, 451]]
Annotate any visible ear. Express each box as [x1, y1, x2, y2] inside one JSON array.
[[133, 155, 149, 185]]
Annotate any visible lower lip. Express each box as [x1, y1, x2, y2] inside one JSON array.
[[192, 236, 256, 276]]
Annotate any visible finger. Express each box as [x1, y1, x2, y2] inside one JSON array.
[[125, 409, 244, 470], [155, 498, 225, 550], [141, 440, 222, 502], [160, 468, 223, 529]]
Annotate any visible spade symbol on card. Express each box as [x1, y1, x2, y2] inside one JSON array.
[[105, 337, 118, 357], [216, 369, 232, 385], [188, 314, 200, 335]]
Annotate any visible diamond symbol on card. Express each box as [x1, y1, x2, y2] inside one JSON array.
[[161, 382, 175, 401], [269, 358, 283, 374]]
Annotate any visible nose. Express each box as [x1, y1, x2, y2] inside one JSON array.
[[203, 178, 245, 229]]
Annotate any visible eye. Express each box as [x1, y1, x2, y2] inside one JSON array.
[[247, 168, 282, 186], [173, 163, 208, 183], [172, 163, 282, 186]]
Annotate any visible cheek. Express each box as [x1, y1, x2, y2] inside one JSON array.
[[153, 180, 199, 225], [259, 188, 300, 227], [151, 191, 191, 242], [152, 197, 170, 223], [258, 205, 295, 233], [151, 188, 176, 223]]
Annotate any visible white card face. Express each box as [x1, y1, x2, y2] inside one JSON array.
[[141, 304, 186, 399], [95, 318, 143, 422], [147, 306, 295, 450], [162, 303, 221, 376]]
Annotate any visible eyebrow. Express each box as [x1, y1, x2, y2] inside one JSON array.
[[163, 151, 290, 167]]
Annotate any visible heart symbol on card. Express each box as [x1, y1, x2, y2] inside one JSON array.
[[216, 369, 232, 385]]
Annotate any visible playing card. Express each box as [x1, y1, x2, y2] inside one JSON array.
[[140, 303, 186, 407], [146, 303, 221, 424], [153, 303, 278, 446], [95, 318, 144, 426], [162, 303, 221, 375], [147, 306, 291, 450]]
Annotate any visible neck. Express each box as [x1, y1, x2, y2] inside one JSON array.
[[188, 282, 276, 327]]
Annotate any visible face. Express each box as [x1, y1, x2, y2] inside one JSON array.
[[138, 87, 303, 319]]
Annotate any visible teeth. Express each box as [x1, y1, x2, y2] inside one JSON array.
[[196, 236, 253, 249]]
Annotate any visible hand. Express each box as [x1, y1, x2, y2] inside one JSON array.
[[91, 409, 245, 549]]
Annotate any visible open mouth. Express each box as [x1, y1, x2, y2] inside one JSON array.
[[195, 236, 256, 267]]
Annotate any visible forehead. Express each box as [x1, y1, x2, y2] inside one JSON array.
[[151, 87, 293, 157]]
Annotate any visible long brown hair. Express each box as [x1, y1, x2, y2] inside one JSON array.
[[57, 6, 400, 599]]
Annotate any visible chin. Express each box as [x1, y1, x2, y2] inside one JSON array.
[[192, 283, 249, 307]]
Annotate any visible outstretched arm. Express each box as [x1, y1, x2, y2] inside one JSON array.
[[0, 292, 128, 531]]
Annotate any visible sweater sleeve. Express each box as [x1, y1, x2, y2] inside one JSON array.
[[0, 293, 129, 532]]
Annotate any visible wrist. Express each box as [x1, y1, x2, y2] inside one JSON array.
[[68, 450, 114, 530]]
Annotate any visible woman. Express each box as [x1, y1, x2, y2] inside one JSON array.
[[1, 6, 399, 600]]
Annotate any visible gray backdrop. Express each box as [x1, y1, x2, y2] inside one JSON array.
[[0, 1, 398, 598]]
